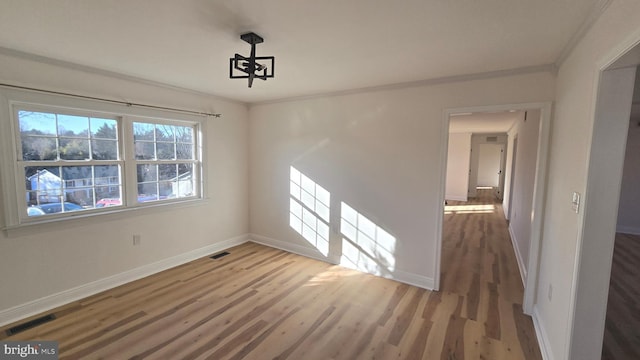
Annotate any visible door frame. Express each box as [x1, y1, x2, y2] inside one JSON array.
[[565, 49, 639, 358], [436, 101, 552, 315]]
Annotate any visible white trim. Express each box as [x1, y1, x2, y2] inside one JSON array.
[[532, 306, 554, 360], [615, 225, 640, 235], [249, 233, 334, 264], [508, 224, 527, 285], [523, 102, 553, 315], [554, 0, 612, 68], [249, 233, 435, 290], [253, 64, 556, 106], [0, 234, 249, 327], [444, 195, 467, 202]]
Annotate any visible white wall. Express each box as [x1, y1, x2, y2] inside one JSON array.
[[534, 1, 640, 359], [0, 51, 250, 323], [249, 72, 555, 289], [506, 110, 541, 283], [445, 133, 471, 201]]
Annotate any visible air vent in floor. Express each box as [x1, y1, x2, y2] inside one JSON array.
[[210, 251, 230, 260], [6, 314, 56, 336]]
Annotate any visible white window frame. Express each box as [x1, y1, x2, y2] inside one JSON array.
[[0, 88, 207, 234]]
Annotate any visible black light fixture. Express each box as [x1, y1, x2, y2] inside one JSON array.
[[229, 32, 275, 88]]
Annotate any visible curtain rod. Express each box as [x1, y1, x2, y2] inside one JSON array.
[[0, 83, 222, 118]]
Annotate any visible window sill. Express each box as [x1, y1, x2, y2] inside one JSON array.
[[3, 198, 209, 238]]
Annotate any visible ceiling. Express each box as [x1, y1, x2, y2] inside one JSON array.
[[0, 0, 603, 104], [449, 111, 522, 133]]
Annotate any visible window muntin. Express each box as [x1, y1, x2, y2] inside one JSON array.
[[133, 121, 197, 203], [12, 105, 202, 222], [18, 109, 123, 217]]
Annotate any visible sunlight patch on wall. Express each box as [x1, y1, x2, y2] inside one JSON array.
[[289, 166, 330, 256], [340, 202, 396, 276]]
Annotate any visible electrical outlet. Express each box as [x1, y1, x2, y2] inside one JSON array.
[[133, 234, 141, 246], [548, 284, 553, 301]]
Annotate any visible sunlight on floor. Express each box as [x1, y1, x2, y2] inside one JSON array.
[[444, 204, 495, 214]]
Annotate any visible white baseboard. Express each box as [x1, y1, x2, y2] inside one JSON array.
[[445, 194, 468, 201], [615, 225, 640, 235], [0, 233, 250, 327], [249, 233, 434, 290], [532, 306, 554, 360], [508, 224, 527, 285], [249, 233, 335, 264]]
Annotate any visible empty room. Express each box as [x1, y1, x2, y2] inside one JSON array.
[[1, 1, 639, 359]]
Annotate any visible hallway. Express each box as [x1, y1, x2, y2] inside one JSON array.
[[442, 189, 542, 359]]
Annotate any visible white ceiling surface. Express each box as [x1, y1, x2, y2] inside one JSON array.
[[449, 111, 522, 133], [0, 0, 601, 104]]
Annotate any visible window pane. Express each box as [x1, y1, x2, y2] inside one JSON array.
[[137, 183, 159, 202], [94, 165, 120, 185], [176, 143, 193, 160], [90, 118, 117, 139], [175, 125, 193, 143], [57, 114, 89, 138], [19, 111, 57, 135], [24, 164, 122, 215], [156, 142, 175, 160], [21, 136, 57, 161], [155, 124, 174, 141], [25, 167, 62, 205], [158, 164, 177, 181], [92, 139, 118, 160], [175, 164, 194, 198], [135, 141, 155, 160], [133, 122, 155, 140], [62, 166, 92, 206], [95, 186, 121, 208], [159, 181, 172, 198], [137, 164, 157, 182], [59, 138, 90, 160]]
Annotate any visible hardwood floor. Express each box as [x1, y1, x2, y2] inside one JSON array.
[[602, 232, 640, 360], [1, 190, 541, 359]]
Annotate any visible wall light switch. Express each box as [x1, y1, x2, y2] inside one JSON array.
[[572, 192, 581, 213]]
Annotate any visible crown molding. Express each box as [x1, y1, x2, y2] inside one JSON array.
[[251, 64, 556, 107], [554, 0, 612, 69], [0, 46, 246, 106]]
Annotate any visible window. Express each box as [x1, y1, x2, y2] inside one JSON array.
[[19, 110, 123, 214], [133, 121, 197, 203], [1, 93, 204, 227]]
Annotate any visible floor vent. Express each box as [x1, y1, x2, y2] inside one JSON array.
[[6, 314, 56, 336], [210, 251, 230, 260]]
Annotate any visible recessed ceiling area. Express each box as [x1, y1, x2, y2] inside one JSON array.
[[0, 0, 603, 103]]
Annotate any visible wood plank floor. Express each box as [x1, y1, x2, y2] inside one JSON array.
[[602, 232, 640, 360], [1, 190, 541, 359]]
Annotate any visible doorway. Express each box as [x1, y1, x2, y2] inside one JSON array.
[[567, 52, 638, 358], [437, 103, 552, 315], [477, 143, 506, 200]]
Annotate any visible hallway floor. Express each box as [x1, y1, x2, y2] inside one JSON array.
[[442, 189, 542, 359]]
